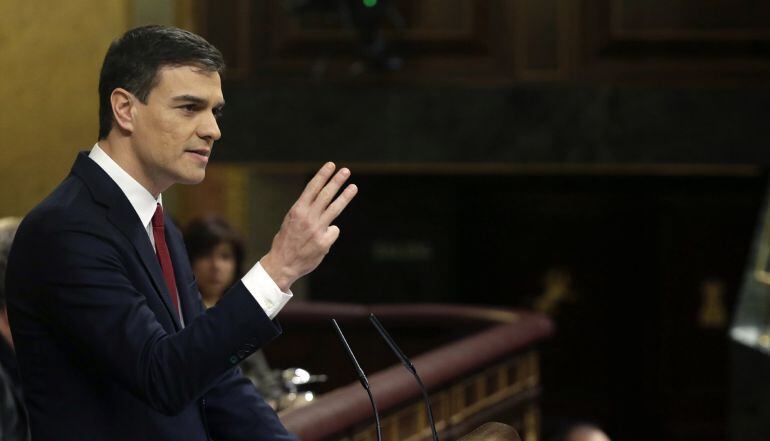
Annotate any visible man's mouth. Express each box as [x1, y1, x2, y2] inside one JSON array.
[[185, 148, 211, 157], [185, 148, 212, 165]]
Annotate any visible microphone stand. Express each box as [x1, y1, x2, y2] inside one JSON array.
[[331, 319, 382, 441], [369, 313, 440, 441]]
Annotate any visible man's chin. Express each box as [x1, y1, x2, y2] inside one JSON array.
[[178, 170, 207, 186]]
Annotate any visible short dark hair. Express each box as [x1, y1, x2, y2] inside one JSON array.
[[98, 25, 225, 139], [184, 216, 246, 279]]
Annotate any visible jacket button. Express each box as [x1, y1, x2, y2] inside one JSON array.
[[229, 355, 238, 365]]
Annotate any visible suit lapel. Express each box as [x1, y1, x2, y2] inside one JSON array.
[[109, 208, 183, 331], [71, 152, 183, 331], [165, 218, 202, 323]]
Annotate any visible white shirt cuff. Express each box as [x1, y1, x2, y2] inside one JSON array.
[[241, 262, 293, 320]]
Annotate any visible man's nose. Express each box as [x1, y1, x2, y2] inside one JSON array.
[[199, 113, 222, 143]]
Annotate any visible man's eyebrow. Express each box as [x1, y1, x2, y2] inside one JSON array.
[[171, 95, 226, 108], [171, 94, 207, 104]]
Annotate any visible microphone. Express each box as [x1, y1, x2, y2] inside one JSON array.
[[331, 319, 382, 441], [369, 313, 440, 441]]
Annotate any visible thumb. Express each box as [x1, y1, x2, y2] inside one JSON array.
[[324, 225, 340, 246]]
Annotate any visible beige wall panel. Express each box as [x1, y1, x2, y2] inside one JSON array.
[[0, 0, 130, 217]]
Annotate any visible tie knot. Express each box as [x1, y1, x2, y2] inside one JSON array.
[[152, 203, 164, 229]]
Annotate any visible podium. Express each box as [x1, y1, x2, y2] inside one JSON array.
[[270, 302, 553, 441]]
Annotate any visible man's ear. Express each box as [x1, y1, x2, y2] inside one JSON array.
[[110, 88, 137, 133]]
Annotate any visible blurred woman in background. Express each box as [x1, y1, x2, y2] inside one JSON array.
[[184, 216, 281, 403], [184, 216, 245, 309]]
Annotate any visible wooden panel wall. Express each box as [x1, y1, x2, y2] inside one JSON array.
[[195, 0, 770, 85], [579, 0, 770, 84]]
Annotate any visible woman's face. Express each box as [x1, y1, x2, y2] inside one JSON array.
[[192, 241, 237, 303]]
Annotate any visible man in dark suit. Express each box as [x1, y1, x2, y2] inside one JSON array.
[[5, 25, 357, 440]]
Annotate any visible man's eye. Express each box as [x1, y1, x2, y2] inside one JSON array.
[[180, 104, 197, 112], [213, 108, 224, 119]]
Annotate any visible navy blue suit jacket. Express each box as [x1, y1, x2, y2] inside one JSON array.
[[6, 152, 298, 441]]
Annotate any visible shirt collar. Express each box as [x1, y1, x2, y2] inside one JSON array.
[[89, 143, 162, 229]]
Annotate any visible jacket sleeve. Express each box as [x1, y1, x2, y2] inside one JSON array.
[[32, 227, 281, 415], [204, 368, 299, 441]]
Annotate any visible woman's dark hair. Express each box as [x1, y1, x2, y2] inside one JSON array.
[[184, 215, 246, 279], [98, 25, 225, 139]]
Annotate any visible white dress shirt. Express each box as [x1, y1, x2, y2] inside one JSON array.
[[88, 144, 292, 320]]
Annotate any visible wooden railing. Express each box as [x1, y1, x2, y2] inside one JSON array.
[[269, 303, 553, 441]]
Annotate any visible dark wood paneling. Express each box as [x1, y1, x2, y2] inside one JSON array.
[[197, 0, 522, 82], [578, 0, 770, 84], [611, 0, 770, 36], [213, 84, 770, 164], [196, 0, 770, 84], [196, 0, 252, 77]]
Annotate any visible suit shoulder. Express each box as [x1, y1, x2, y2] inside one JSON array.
[[20, 174, 107, 239]]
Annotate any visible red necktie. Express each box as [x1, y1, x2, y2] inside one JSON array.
[[151, 204, 180, 318]]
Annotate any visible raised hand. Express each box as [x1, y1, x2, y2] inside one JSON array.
[[260, 162, 358, 291]]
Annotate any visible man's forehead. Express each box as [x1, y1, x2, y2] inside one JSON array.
[[153, 65, 224, 103]]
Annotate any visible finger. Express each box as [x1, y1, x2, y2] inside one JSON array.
[[296, 162, 336, 207], [312, 167, 351, 213], [320, 184, 358, 225], [323, 225, 341, 248]]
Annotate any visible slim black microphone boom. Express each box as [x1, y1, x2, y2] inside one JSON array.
[[331, 319, 382, 441], [369, 313, 440, 441]]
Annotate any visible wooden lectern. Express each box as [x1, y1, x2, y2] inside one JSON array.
[[458, 422, 521, 441]]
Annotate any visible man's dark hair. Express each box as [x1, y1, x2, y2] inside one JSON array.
[[98, 25, 225, 139]]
